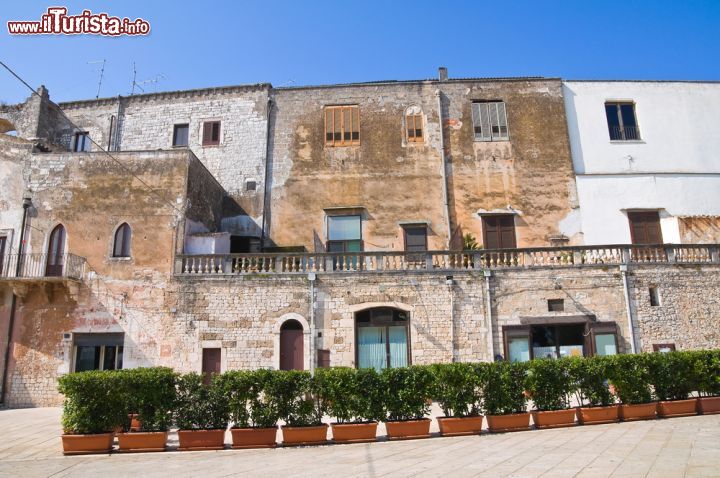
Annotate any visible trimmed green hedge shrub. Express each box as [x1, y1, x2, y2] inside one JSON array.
[[267, 370, 326, 427], [482, 361, 528, 416], [569, 356, 615, 407], [647, 351, 695, 401], [526, 358, 574, 411], [693, 350, 720, 397], [607, 353, 653, 404], [431, 362, 486, 418], [216, 369, 280, 428], [58, 370, 127, 434], [119, 367, 177, 432], [315, 367, 384, 423], [174, 373, 229, 430], [380, 365, 434, 421]]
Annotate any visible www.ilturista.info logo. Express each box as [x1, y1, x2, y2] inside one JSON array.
[[7, 7, 150, 36]]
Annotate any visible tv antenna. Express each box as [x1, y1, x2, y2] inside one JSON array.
[[88, 59, 106, 99], [130, 61, 165, 95]]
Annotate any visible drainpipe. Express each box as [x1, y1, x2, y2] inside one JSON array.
[[113, 95, 122, 151], [435, 89, 452, 249], [447, 276, 455, 362], [619, 264, 637, 353], [260, 97, 273, 251], [308, 272, 316, 374], [1, 196, 32, 405], [484, 269, 495, 360]]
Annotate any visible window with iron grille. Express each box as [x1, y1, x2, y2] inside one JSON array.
[[324, 105, 360, 146], [471, 101, 509, 141], [605, 102, 640, 141], [202, 121, 221, 146]]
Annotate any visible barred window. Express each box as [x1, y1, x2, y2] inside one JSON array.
[[471, 101, 509, 141], [324, 105, 360, 146]]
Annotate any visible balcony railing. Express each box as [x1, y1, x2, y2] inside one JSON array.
[[609, 125, 641, 141], [174, 244, 720, 276], [0, 253, 86, 281]]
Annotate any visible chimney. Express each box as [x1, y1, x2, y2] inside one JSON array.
[[438, 67, 448, 82]]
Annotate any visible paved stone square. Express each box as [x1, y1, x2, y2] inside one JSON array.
[[0, 407, 718, 477]]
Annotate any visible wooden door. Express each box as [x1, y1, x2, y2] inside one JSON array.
[[202, 348, 221, 385], [280, 320, 304, 370], [46, 224, 66, 276], [628, 211, 663, 244], [482, 215, 517, 249]]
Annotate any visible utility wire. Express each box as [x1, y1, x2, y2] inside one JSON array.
[[0, 59, 185, 217]]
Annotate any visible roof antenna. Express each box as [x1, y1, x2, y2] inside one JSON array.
[[130, 62, 165, 95], [88, 59, 106, 99]]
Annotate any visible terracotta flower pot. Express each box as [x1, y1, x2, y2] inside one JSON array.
[[486, 413, 531, 433], [177, 429, 226, 451], [620, 402, 657, 421], [697, 396, 720, 415], [331, 422, 378, 443], [577, 404, 620, 425], [436, 416, 484, 436], [280, 424, 329, 446], [532, 409, 577, 429], [61, 433, 114, 455], [385, 418, 432, 440], [117, 431, 167, 452], [657, 399, 698, 418], [230, 427, 278, 449]]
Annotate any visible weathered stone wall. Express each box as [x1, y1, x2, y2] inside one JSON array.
[[267, 78, 580, 251], [57, 85, 270, 223], [631, 265, 720, 352]]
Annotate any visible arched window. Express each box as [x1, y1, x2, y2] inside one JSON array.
[[113, 223, 132, 258], [355, 307, 410, 370], [46, 224, 66, 276], [280, 320, 304, 370]]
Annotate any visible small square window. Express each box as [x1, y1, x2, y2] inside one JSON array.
[[547, 299, 564, 312], [173, 124, 189, 147], [246, 180, 257, 191], [605, 102, 640, 140], [471, 101, 509, 141], [73, 132, 91, 152]]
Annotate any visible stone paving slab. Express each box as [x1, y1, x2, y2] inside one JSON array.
[[0, 408, 718, 477]]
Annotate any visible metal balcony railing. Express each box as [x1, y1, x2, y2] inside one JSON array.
[[609, 125, 641, 141], [0, 253, 86, 281], [174, 244, 720, 276]]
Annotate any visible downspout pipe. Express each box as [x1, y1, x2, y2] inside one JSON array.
[[483, 269, 495, 360], [260, 96, 273, 251], [435, 90, 452, 249], [308, 272, 316, 374], [113, 95, 122, 151], [620, 264, 637, 353], [1, 197, 32, 405]]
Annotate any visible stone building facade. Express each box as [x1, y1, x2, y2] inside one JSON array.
[[0, 70, 718, 407]]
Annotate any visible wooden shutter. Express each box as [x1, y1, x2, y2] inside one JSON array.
[[202, 348, 221, 384], [202, 122, 212, 145], [483, 215, 516, 249], [628, 212, 663, 244]]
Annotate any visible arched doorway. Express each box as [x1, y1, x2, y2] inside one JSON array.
[[280, 319, 304, 370], [355, 307, 410, 371], [46, 224, 66, 276]]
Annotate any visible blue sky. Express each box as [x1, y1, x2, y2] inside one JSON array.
[[1, 0, 719, 104]]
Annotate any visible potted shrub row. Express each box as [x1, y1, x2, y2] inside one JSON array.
[[432, 362, 485, 436], [381, 366, 434, 439], [572, 356, 619, 425], [484, 361, 531, 432], [694, 350, 720, 414], [526, 358, 577, 429]]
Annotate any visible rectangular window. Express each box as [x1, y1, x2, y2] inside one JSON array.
[[653, 343, 676, 353], [471, 101, 509, 141], [547, 299, 565, 312], [356, 308, 409, 371], [605, 102, 640, 140], [202, 348, 222, 385], [202, 121, 221, 146], [73, 333, 124, 372], [504, 323, 618, 361], [403, 226, 427, 253], [628, 211, 663, 245], [649, 287, 661, 307], [327, 215, 362, 252], [172, 124, 189, 147], [73, 132, 91, 152], [406, 114, 423, 143], [324, 105, 360, 146], [482, 214, 517, 249]]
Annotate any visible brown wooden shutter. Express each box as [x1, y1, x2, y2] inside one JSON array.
[[202, 348, 221, 385], [483, 215, 516, 249], [202, 122, 212, 145], [628, 212, 663, 244]]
